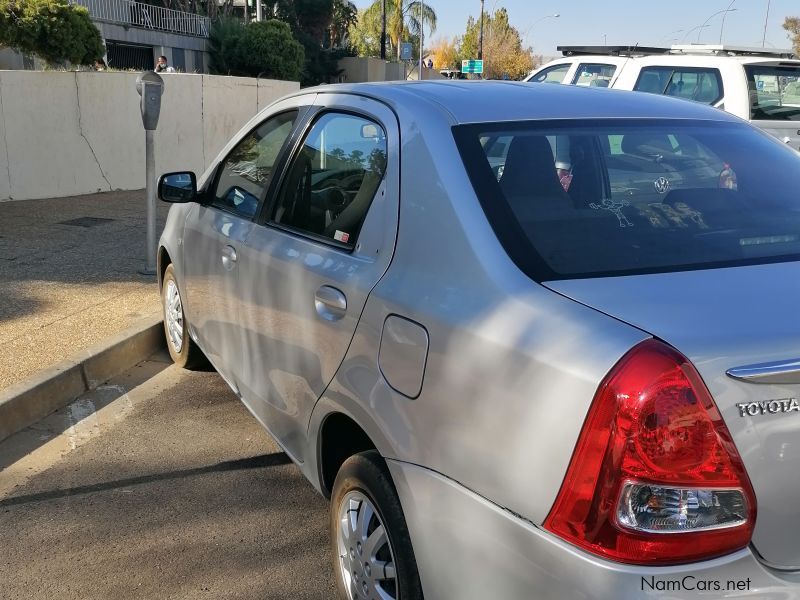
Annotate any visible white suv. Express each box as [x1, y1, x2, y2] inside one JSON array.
[[527, 45, 800, 149]]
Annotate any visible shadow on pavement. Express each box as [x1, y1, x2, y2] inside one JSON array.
[[0, 452, 291, 508]]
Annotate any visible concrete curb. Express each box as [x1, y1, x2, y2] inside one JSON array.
[[0, 316, 165, 442]]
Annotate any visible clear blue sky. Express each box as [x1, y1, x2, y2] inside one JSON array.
[[352, 0, 798, 58]]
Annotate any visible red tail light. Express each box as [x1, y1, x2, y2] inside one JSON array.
[[543, 339, 756, 565]]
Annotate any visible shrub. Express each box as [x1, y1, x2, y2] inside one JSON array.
[[0, 0, 104, 65], [239, 19, 304, 80]]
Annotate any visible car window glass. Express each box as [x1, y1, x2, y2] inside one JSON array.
[[531, 64, 570, 84], [745, 65, 800, 121], [212, 111, 297, 219], [572, 63, 616, 87], [272, 112, 387, 248], [456, 120, 800, 279], [634, 67, 722, 105]]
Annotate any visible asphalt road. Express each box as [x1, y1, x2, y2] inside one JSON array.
[[0, 352, 336, 599]]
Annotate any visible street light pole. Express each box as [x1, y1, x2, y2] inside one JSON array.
[[419, 3, 424, 80], [380, 0, 386, 60], [719, 0, 736, 43], [524, 14, 560, 53], [478, 0, 484, 60], [696, 8, 737, 43]]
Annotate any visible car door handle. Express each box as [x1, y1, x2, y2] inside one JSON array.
[[314, 285, 347, 321], [221, 244, 237, 270]]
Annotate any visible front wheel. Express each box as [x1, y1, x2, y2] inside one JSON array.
[[161, 263, 207, 369], [330, 451, 423, 600]]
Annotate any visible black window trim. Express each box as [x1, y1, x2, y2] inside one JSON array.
[[205, 107, 307, 220], [570, 62, 617, 85], [451, 118, 800, 282], [256, 107, 390, 254], [633, 66, 725, 106]]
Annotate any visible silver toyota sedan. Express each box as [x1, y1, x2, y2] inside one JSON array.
[[156, 81, 800, 599]]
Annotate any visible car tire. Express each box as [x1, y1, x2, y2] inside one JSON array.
[[161, 263, 207, 370], [330, 450, 423, 600]]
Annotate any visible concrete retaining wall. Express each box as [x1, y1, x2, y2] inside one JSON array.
[[0, 71, 299, 201]]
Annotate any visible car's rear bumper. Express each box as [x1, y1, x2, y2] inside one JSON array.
[[387, 459, 800, 599]]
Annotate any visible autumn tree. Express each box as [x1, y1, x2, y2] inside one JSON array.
[[429, 36, 459, 70], [459, 7, 533, 80], [784, 17, 800, 55]]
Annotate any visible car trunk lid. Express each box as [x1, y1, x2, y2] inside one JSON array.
[[546, 261, 800, 570]]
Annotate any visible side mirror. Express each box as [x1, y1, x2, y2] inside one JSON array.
[[158, 172, 197, 203]]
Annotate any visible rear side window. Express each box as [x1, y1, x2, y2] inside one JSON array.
[[572, 63, 616, 87], [454, 119, 800, 279], [745, 64, 800, 121], [530, 63, 571, 84], [272, 112, 387, 248], [634, 67, 723, 105]]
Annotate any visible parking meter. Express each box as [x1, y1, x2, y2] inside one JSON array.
[[135, 71, 164, 275], [135, 71, 164, 130]]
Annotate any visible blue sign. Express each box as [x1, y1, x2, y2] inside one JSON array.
[[400, 43, 413, 61]]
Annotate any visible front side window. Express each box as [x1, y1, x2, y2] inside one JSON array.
[[272, 112, 387, 248], [211, 111, 298, 218], [455, 119, 800, 279], [634, 67, 723, 105], [530, 63, 571, 84], [745, 64, 800, 121], [572, 63, 616, 87]]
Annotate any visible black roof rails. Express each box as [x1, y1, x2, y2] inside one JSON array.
[[558, 45, 670, 57]]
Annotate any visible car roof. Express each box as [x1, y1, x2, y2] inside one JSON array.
[[306, 80, 743, 125]]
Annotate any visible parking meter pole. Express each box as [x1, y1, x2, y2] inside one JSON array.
[[144, 129, 157, 275], [135, 71, 164, 277]]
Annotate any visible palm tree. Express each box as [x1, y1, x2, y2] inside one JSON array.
[[367, 0, 437, 60]]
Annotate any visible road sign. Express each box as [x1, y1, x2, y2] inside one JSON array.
[[461, 59, 484, 74], [400, 43, 413, 61]]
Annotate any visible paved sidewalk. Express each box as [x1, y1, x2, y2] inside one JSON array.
[[0, 191, 169, 391]]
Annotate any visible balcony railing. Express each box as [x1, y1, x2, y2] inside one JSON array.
[[73, 0, 210, 37]]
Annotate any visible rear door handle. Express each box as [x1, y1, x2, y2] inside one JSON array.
[[315, 285, 347, 321], [221, 244, 237, 270]]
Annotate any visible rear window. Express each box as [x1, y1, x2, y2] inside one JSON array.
[[572, 63, 616, 87], [454, 120, 800, 280], [634, 67, 723, 105], [745, 64, 800, 121]]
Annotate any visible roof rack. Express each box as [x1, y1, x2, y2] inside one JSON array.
[[669, 44, 795, 59], [558, 45, 670, 57]]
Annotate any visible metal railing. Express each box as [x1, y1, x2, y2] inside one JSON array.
[[73, 0, 210, 37]]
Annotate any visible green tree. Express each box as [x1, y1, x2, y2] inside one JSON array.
[[356, 0, 435, 60], [784, 17, 800, 56], [262, 0, 353, 86], [459, 8, 533, 80], [207, 16, 245, 75], [0, 0, 103, 65], [238, 19, 304, 80], [349, 7, 386, 57], [329, 0, 357, 48], [211, 19, 303, 80]]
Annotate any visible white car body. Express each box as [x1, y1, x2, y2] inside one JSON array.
[[527, 45, 800, 149]]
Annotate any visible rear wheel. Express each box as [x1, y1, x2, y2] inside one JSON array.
[[161, 263, 207, 369], [330, 451, 423, 600]]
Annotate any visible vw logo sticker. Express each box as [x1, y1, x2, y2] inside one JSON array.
[[654, 177, 671, 194]]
